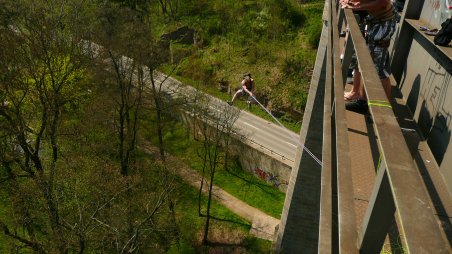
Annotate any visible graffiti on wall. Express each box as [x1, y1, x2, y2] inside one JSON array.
[[254, 167, 288, 188], [422, 63, 451, 133], [419, 62, 451, 164]]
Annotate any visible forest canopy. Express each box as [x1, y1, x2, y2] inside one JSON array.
[[0, 0, 322, 252]]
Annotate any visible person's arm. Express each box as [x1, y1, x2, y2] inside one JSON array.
[[342, 0, 391, 12], [340, 0, 360, 8], [241, 80, 253, 96]]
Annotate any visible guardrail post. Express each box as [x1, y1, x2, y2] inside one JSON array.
[[337, 5, 344, 32], [359, 159, 396, 253], [341, 34, 354, 83]]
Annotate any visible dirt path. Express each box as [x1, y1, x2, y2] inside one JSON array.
[[141, 145, 280, 241]]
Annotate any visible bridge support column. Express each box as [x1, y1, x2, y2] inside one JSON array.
[[274, 14, 328, 253]]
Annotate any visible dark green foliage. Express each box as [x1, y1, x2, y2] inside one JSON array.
[[306, 23, 322, 49], [0, 0, 324, 252], [157, 0, 323, 123], [281, 0, 306, 29], [301, 3, 324, 49]]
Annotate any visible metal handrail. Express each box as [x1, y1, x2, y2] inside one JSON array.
[[318, 0, 451, 253], [331, 2, 358, 254], [318, 0, 334, 253]]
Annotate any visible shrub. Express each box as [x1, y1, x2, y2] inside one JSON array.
[[306, 22, 322, 49], [179, 54, 216, 86]]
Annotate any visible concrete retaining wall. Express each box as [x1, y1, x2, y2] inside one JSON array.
[[180, 112, 292, 193]]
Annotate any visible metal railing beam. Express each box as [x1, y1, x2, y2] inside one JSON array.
[[342, 6, 450, 253], [332, 2, 358, 253], [318, 0, 333, 252], [359, 162, 396, 253]]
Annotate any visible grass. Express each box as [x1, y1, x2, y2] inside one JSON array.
[[149, 120, 286, 219], [139, 124, 274, 253], [215, 162, 285, 219], [174, 177, 273, 252]]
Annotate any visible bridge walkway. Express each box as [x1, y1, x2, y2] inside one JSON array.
[[344, 79, 452, 252], [276, 1, 451, 253]]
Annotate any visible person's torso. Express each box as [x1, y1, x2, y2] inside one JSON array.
[[243, 79, 254, 90], [365, 0, 395, 22]]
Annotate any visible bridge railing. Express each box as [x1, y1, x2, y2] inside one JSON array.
[[318, 0, 450, 253]]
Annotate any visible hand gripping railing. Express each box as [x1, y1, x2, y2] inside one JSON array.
[[318, 0, 451, 253]]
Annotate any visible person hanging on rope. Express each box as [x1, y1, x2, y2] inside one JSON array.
[[228, 73, 255, 106]]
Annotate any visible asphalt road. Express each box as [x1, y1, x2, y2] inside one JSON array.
[[234, 110, 298, 165], [84, 41, 299, 165], [154, 72, 299, 166]]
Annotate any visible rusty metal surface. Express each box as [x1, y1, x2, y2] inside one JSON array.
[[344, 7, 451, 253], [332, 3, 359, 253], [343, 96, 378, 228], [392, 93, 452, 247], [318, 1, 333, 253], [359, 163, 396, 253]]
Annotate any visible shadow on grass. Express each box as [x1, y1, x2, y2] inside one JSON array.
[[224, 169, 281, 198], [204, 240, 247, 248], [199, 214, 250, 228]]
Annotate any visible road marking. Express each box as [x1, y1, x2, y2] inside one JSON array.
[[243, 122, 258, 129], [286, 142, 297, 148]]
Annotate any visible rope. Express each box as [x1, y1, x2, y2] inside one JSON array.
[[247, 94, 323, 167]]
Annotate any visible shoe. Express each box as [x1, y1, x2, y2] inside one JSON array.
[[345, 99, 368, 113], [339, 31, 346, 37], [227, 101, 233, 105]]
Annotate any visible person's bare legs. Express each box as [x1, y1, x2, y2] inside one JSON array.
[[344, 69, 363, 100], [345, 73, 391, 101], [230, 90, 242, 104], [359, 72, 366, 99], [348, 73, 391, 99]]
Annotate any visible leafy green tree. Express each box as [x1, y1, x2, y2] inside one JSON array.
[[0, 0, 88, 251], [93, 3, 150, 176], [92, 1, 184, 245]]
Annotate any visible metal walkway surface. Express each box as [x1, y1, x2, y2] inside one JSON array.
[[345, 82, 452, 252], [276, 1, 451, 252], [345, 103, 378, 232]]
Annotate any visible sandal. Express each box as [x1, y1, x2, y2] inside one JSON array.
[[424, 28, 438, 36]]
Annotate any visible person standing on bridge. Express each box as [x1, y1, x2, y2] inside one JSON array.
[[341, 0, 396, 112], [228, 73, 255, 106]]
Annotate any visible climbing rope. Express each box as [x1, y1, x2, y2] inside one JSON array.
[[248, 94, 323, 167]]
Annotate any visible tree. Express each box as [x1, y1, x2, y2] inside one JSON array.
[[157, 0, 179, 19], [192, 93, 239, 244], [0, 0, 88, 251], [92, 1, 183, 245], [93, 4, 148, 176]]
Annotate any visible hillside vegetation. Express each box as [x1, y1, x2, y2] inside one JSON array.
[[0, 0, 323, 252], [157, 0, 323, 128]]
